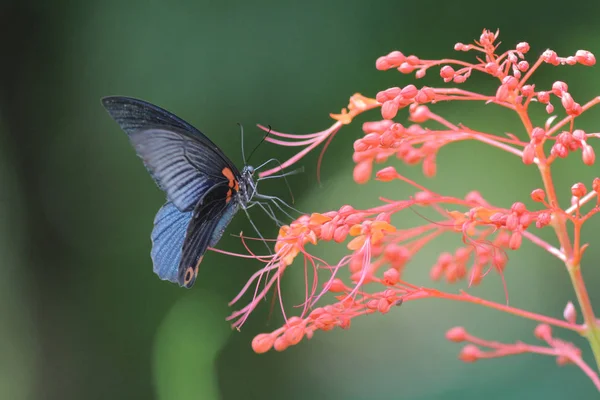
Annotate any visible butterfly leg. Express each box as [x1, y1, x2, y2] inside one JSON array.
[[242, 208, 273, 255], [254, 193, 304, 215], [246, 201, 284, 226]]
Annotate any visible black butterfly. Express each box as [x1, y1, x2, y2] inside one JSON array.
[[101, 96, 261, 289]]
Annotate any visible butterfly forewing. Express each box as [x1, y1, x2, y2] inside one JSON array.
[[101, 96, 240, 212], [102, 96, 247, 288]]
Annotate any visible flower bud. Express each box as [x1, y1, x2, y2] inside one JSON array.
[[446, 327, 467, 342], [563, 301, 577, 324], [459, 345, 480, 362], [531, 189, 545, 202]]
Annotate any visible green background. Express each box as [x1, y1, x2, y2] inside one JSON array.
[[2, 1, 600, 399]]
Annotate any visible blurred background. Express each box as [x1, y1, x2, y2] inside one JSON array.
[[2, 1, 600, 399]]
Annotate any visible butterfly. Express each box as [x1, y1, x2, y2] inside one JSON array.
[[101, 96, 260, 289]]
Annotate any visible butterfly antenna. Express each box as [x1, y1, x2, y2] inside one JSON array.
[[237, 123, 247, 164], [246, 125, 271, 164]]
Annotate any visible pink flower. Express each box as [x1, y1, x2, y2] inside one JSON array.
[[226, 29, 600, 391]]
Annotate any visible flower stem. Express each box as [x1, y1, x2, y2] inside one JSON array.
[[405, 288, 582, 332], [535, 162, 574, 257], [517, 105, 600, 377], [568, 262, 600, 374]]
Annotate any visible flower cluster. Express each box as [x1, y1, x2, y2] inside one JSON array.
[[226, 29, 600, 390]]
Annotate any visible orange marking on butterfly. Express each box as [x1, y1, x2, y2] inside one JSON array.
[[183, 256, 203, 286], [184, 266, 195, 285], [222, 167, 239, 203]]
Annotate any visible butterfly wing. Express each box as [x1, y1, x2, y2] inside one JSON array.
[[151, 177, 242, 287], [150, 202, 192, 283], [103, 96, 246, 287], [178, 183, 241, 288], [101, 96, 241, 212]]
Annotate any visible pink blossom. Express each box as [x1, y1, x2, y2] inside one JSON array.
[[224, 29, 600, 391]]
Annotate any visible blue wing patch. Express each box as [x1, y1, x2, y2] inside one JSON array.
[[209, 201, 240, 247], [151, 202, 192, 283]]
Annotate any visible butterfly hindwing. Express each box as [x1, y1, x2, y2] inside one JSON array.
[[101, 96, 240, 212], [178, 183, 240, 288], [150, 202, 192, 283]]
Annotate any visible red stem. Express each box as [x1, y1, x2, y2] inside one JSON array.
[[404, 288, 583, 332]]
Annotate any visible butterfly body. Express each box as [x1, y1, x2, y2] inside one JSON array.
[[102, 96, 255, 288]]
